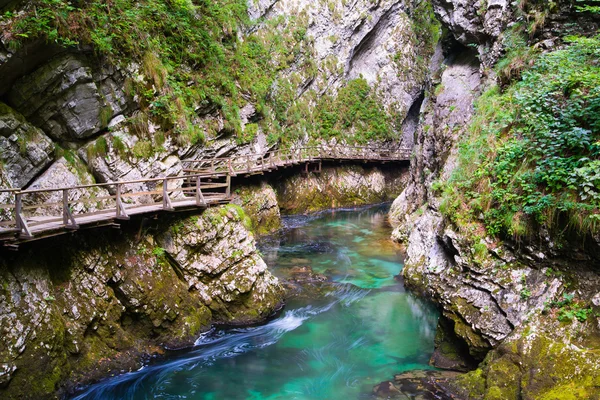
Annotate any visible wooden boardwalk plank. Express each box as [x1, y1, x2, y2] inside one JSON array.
[[0, 146, 409, 247]]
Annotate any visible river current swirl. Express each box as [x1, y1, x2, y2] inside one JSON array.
[[72, 204, 438, 400]]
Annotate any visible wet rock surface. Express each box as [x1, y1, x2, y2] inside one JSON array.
[[372, 370, 462, 399], [280, 265, 338, 299]]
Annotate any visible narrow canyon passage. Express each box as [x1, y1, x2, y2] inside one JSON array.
[[71, 205, 439, 399]]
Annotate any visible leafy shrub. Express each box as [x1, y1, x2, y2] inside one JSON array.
[[544, 293, 594, 323], [441, 35, 600, 238]]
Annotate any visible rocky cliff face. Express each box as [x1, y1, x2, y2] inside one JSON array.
[[276, 164, 407, 214], [249, 0, 433, 128], [389, 1, 600, 398], [0, 205, 283, 399], [0, 0, 434, 201]]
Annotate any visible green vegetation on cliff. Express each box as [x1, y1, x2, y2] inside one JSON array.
[[1, 0, 399, 147], [439, 34, 600, 239], [1, 0, 308, 144]]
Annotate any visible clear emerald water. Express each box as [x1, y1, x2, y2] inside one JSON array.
[[72, 204, 439, 400]]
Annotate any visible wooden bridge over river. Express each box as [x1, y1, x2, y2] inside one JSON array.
[[0, 145, 410, 248]]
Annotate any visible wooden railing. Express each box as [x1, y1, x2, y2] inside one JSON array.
[[182, 145, 411, 176], [0, 174, 231, 243], [0, 145, 410, 245]]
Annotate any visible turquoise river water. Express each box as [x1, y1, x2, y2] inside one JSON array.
[[72, 204, 439, 399]]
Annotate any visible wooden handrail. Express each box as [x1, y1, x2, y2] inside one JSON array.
[[0, 144, 410, 244]]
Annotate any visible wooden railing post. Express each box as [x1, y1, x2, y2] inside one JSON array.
[[246, 156, 251, 173], [62, 189, 78, 229], [162, 178, 174, 211], [226, 174, 231, 198], [196, 176, 206, 206], [228, 159, 234, 175], [116, 183, 129, 220], [15, 193, 32, 238]]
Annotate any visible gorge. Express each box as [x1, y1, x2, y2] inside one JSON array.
[[0, 0, 599, 399]]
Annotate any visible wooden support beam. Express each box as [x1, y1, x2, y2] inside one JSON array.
[[162, 179, 174, 211], [115, 184, 130, 220], [15, 194, 32, 238], [196, 177, 207, 207], [62, 189, 79, 229]]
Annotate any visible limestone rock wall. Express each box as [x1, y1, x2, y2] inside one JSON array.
[[275, 164, 408, 214], [389, 1, 600, 398], [0, 0, 433, 206], [249, 0, 432, 123], [231, 181, 281, 235], [0, 205, 283, 399]]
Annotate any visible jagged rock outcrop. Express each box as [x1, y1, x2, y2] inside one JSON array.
[[390, 47, 480, 226], [432, 0, 510, 45], [0, 205, 283, 399], [401, 210, 563, 358], [232, 181, 281, 235], [24, 156, 111, 216], [0, 102, 54, 188], [7, 53, 130, 141], [250, 0, 427, 106], [431, 0, 511, 68], [249, 0, 437, 144]]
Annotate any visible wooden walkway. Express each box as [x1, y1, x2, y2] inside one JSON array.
[[0, 145, 410, 248]]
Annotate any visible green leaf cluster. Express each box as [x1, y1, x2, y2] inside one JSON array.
[[440, 35, 600, 239], [544, 293, 594, 323], [1, 0, 311, 144]]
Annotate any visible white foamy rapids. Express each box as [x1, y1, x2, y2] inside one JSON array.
[[326, 284, 371, 306]]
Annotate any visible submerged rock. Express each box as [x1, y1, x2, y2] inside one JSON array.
[[372, 370, 462, 399], [281, 265, 337, 299]]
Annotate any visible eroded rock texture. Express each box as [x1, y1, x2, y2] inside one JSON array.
[[7, 53, 129, 141], [389, 2, 600, 398], [0, 102, 54, 188], [276, 164, 407, 214], [231, 181, 281, 235], [0, 205, 283, 399]]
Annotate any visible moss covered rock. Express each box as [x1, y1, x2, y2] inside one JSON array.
[[231, 181, 281, 236], [452, 320, 600, 399], [275, 164, 407, 214], [0, 205, 283, 399]]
